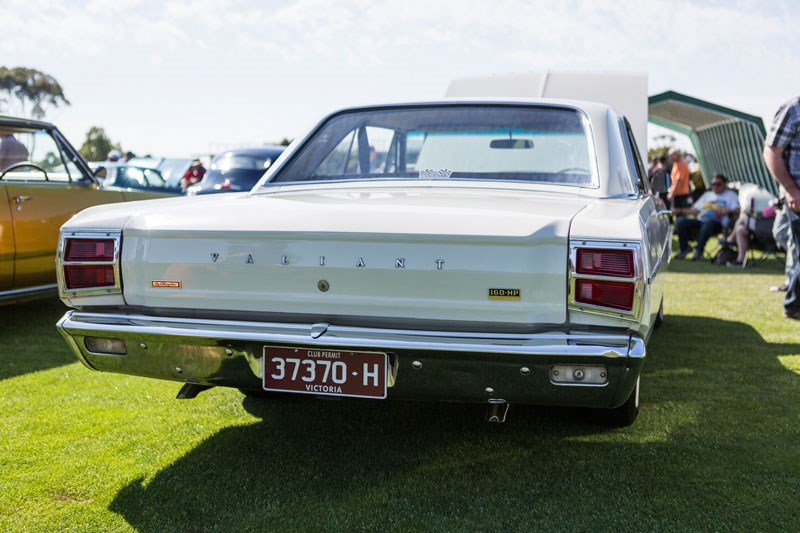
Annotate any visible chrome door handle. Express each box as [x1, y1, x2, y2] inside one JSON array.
[[12, 195, 32, 211]]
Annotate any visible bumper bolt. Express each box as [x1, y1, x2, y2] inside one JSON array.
[[139, 342, 147, 350], [520, 367, 530, 376], [175, 366, 183, 374], [225, 348, 233, 356], [412, 361, 422, 370], [485, 387, 495, 396]]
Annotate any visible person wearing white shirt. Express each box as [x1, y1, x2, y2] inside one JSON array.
[[673, 173, 740, 260]]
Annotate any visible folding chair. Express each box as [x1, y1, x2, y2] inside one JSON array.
[[745, 214, 784, 268]]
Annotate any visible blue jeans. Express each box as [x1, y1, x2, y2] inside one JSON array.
[[784, 209, 800, 312], [676, 217, 722, 257]]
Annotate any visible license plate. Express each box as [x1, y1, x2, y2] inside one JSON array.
[[263, 346, 388, 399]]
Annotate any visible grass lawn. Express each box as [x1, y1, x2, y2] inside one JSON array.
[[1, 255, 799, 531]]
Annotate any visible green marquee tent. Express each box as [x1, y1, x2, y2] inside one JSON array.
[[648, 91, 778, 197]]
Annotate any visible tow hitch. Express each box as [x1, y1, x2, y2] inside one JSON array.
[[486, 399, 509, 422]]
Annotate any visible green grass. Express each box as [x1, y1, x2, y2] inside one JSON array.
[[1, 254, 799, 531]]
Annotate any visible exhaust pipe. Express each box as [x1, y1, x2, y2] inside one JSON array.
[[486, 399, 509, 423]]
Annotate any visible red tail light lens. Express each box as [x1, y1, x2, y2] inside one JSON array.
[[65, 239, 115, 262], [64, 265, 116, 289], [575, 279, 635, 311], [576, 248, 634, 277]]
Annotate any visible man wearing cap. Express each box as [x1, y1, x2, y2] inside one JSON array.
[[764, 96, 800, 319]]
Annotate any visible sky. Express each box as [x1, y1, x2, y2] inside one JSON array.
[[2, 0, 799, 158]]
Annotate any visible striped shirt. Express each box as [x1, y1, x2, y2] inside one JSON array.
[[766, 96, 800, 186]]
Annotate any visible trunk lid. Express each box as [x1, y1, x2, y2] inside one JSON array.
[[120, 186, 590, 328]]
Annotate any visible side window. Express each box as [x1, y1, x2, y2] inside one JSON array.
[[0, 129, 74, 182], [314, 129, 359, 176], [313, 126, 397, 176], [623, 118, 650, 194], [364, 126, 394, 173]]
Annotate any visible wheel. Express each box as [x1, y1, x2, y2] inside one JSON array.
[[654, 298, 664, 328], [596, 377, 640, 427]]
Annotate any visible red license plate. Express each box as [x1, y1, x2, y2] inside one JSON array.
[[263, 346, 387, 399]]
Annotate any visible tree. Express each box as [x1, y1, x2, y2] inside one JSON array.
[[0, 66, 70, 119], [79, 126, 120, 162]]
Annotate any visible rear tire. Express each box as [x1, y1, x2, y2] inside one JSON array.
[[597, 377, 640, 427]]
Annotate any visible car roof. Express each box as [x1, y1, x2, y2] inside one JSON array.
[[216, 147, 285, 158], [328, 97, 615, 116], [0, 115, 56, 130]]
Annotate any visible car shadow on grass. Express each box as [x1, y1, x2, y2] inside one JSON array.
[[108, 315, 800, 531], [0, 297, 74, 381]]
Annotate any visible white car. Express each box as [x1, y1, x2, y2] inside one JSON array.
[[56, 99, 671, 426]]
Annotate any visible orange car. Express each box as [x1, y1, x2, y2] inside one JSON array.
[[0, 116, 174, 304]]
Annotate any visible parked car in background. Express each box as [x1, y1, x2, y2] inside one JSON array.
[[56, 100, 670, 426], [126, 157, 194, 189], [186, 147, 284, 195], [98, 164, 182, 196], [0, 116, 173, 305]]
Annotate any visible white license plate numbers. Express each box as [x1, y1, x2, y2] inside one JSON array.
[[263, 346, 387, 399]]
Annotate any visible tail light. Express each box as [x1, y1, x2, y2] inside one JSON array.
[[575, 279, 635, 311], [64, 265, 115, 289], [58, 232, 122, 295], [570, 242, 640, 317], [64, 239, 115, 262], [576, 248, 634, 277]]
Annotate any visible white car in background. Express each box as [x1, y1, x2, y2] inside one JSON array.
[[56, 99, 671, 426]]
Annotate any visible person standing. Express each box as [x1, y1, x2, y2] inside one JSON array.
[[180, 159, 206, 190], [763, 96, 800, 319], [648, 155, 669, 206], [667, 149, 691, 212]]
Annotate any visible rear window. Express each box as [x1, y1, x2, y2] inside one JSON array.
[[265, 105, 595, 187]]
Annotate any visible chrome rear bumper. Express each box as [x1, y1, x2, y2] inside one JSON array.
[[57, 311, 645, 407]]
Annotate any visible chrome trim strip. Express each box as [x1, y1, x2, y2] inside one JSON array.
[[0, 283, 58, 302], [567, 240, 644, 322], [58, 311, 645, 359]]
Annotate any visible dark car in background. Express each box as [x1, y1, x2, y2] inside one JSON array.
[[186, 147, 285, 195]]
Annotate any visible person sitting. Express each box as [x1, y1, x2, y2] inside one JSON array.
[[673, 173, 740, 260], [727, 203, 777, 268]]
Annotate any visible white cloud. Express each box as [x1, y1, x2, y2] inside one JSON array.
[[1, 0, 796, 155]]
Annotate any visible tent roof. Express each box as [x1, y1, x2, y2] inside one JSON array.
[[648, 91, 776, 196]]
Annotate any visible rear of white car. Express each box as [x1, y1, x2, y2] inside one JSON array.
[[56, 100, 669, 426]]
